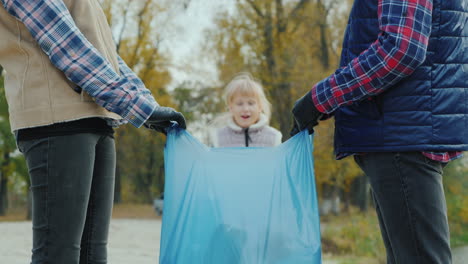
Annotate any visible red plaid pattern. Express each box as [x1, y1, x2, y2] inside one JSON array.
[[309, 0, 462, 162]]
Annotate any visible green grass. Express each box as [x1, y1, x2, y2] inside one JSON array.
[[321, 206, 468, 263], [450, 221, 468, 248], [323, 256, 381, 264], [321, 209, 385, 261]]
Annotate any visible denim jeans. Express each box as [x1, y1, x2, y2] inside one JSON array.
[[354, 152, 451, 264], [18, 133, 116, 264]]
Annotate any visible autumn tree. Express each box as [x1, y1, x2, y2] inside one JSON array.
[[0, 75, 13, 215], [0, 71, 29, 216], [442, 157, 468, 242], [203, 0, 362, 214], [172, 81, 225, 144], [100, 0, 186, 203]]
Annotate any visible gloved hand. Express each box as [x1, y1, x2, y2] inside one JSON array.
[[144, 106, 186, 134], [290, 90, 323, 136]]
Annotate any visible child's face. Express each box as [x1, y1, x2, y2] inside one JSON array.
[[229, 94, 261, 128]]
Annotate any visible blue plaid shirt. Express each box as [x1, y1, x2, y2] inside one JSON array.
[[1, 0, 158, 127]]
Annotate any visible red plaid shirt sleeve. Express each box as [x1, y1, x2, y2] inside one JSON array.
[[315, 0, 462, 163], [311, 0, 433, 114]]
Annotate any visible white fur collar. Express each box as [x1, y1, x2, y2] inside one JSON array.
[[227, 114, 269, 132]]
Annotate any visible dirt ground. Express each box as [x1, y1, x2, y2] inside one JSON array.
[[0, 219, 160, 264], [0, 219, 465, 264]]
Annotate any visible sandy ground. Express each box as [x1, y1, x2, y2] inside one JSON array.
[[0, 219, 466, 264]]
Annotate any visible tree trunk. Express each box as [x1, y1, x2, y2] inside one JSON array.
[[273, 80, 293, 137], [350, 175, 370, 212], [0, 153, 10, 216], [344, 188, 351, 212], [144, 148, 156, 203], [263, 2, 276, 79], [317, 0, 330, 70], [0, 172, 8, 216], [158, 164, 165, 195], [320, 183, 341, 215], [319, 22, 330, 69], [0, 65, 3, 76], [331, 184, 341, 215]]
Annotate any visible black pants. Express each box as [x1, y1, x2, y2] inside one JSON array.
[[354, 152, 451, 264], [18, 133, 116, 264]]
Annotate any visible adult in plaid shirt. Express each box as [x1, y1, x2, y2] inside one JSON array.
[[292, 0, 467, 263], [0, 0, 185, 263]]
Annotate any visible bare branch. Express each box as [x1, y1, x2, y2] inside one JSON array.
[[276, 0, 286, 33], [128, 0, 152, 67], [281, 0, 311, 32], [287, 0, 311, 22], [141, 48, 159, 81], [319, 0, 340, 17], [116, 0, 131, 52], [182, 0, 192, 10], [244, 0, 264, 18], [326, 0, 340, 14]]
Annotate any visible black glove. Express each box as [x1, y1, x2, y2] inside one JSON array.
[[144, 106, 186, 134], [290, 90, 323, 136]]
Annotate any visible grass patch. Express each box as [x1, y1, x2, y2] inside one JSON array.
[[323, 255, 381, 264], [450, 221, 468, 248], [321, 209, 386, 263], [0, 203, 160, 222], [446, 186, 468, 248], [321, 206, 468, 262], [0, 206, 28, 222], [443, 158, 468, 247], [112, 203, 160, 219]]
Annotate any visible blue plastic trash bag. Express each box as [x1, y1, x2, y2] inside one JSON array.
[[160, 128, 321, 264]]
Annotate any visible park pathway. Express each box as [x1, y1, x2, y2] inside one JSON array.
[[0, 219, 466, 264], [453, 245, 468, 264]]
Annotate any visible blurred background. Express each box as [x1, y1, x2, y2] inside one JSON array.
[[0, 0, 466, 263]]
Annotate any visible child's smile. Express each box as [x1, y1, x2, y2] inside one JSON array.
[[229, 95, 261, 128]]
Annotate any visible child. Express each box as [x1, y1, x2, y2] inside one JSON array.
[[210, 73, 282, 147]]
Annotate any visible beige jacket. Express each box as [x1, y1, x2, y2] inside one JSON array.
[[0, 0, 121, 131]]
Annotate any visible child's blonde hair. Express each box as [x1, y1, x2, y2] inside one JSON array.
[[223, 72, 272, 120], [210, 73, 272, 129]]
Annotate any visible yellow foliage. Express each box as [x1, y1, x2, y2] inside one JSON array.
[[322, 210, 386, 258], [313, 119, 361, 196], [204, 0, 349, 134], [203, 0, 356, 200], [99, 0, 176, 202], [461, 199, 468, 223], [100, 0, 173, 103]]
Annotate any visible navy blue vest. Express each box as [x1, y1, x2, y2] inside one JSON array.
[[334, 0, 468, 155]]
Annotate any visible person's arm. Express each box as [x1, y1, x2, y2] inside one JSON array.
[[1, 0, 156, 127], [312, 0, 433, 114], [291, 0, 433, 135], [116, 55, 159, 107]]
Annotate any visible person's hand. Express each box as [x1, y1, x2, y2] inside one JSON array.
[[144, 106, 186, 134], [290, 90, 323, 136]]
